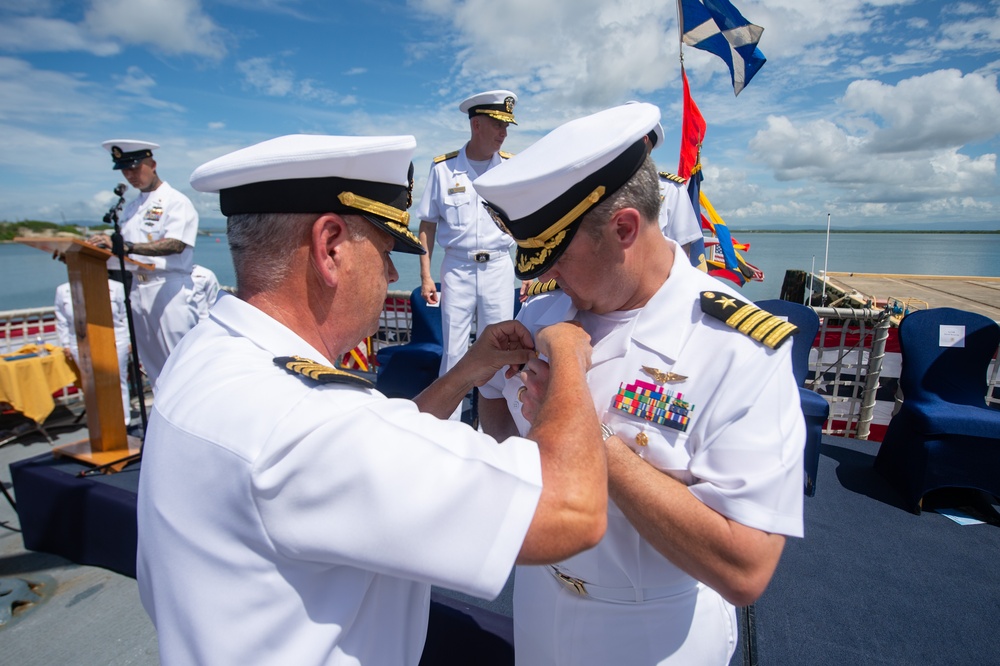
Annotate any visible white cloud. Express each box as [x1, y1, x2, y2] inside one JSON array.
[[842, 69, 1000, 152], [0, 0, 225, 58], [84, 0, 226, 59], [411, 0, 678, 124], [0, 17, 120, 55], [237, 56, 357, 105]]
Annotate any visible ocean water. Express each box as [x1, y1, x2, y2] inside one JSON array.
[[2, 232, 998, 312]]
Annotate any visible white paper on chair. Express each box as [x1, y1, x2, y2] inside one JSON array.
[[935, 507, 985, 526], [939, 325, 965, 348]]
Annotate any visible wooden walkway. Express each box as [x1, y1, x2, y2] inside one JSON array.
[[814, 272, 1000, 323]]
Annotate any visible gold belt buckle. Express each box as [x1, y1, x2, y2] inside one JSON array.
[[474, 251, 490, 263], [551, 567, 587, 596]]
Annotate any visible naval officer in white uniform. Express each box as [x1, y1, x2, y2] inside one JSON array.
[[89, 140, 200, 388], [416, 90, 520, 409], [137, 134, 608, 665], [476, 103, 805, 665]]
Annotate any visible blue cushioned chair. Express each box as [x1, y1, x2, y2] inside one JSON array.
[[375, 285, 443, 399], [757, 299, 830, 497], [874, 307, 1000, 513]]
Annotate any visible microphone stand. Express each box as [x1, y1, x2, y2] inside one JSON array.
[[104, 184, 149, 440]]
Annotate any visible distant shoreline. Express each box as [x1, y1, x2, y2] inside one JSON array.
[[4, 229, 998, 244], [735, 229, 1000, 234]]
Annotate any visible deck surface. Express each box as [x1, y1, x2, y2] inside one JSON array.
[[817, 272, 1000, 322]]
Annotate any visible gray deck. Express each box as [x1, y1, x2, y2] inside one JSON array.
[[818, 272, 1000, 322], [0, 412, 159, 665]]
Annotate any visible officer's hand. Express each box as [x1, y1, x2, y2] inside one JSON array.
[[517, 355, 550, 424], [534, 321, 592, 372], [87, 234, 112, 250], [420, 277, 438, 305], [457, 320, 534, 385]]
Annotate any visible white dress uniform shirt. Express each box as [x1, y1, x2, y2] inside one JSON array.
[[137, 291, 543, 666], [54, 281, 131, 427], [659, 176, 703, 248], [115, 181, 200, 386], [416, 146, 516, 378], [482, 241, 805, 664]]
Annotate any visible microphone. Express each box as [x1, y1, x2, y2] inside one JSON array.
[[114, 183, 128, 196]]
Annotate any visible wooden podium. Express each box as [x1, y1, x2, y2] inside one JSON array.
[[15, 237, 149, 466]]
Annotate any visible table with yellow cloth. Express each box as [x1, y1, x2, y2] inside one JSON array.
[[0, 344, 79, 424]]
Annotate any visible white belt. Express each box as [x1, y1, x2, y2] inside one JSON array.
[[467, 249, 506, 263], [549, 566, 694, 604]]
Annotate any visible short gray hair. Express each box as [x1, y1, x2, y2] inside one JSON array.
[[226, 212, 373, 294], [226, 212, 315, 293], [579, 155, 661, 239]]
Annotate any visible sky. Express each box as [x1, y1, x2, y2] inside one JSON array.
[[1, 0, 999, 232]]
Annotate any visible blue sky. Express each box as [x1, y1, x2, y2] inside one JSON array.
[[1, 0, 999, 231]]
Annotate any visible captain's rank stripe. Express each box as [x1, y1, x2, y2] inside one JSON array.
[[699, 291, 799, 350]]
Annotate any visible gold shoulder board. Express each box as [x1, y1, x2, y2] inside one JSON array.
[[659, 171, 686, 184], [524, 279, 560, 298], [499, 150, 515, 159], [433, 150, 460, 164], [274, 355, 374, 388], [699, 291, 798, 349]]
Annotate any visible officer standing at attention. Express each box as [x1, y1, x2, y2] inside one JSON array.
[[416, 90, 521, 414], [88, 140, 200, 388], [136, 133, 608, 665], [476, 103, 805, 665]]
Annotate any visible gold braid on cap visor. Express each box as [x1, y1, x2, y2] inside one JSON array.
[[337, 191, 419, 245], [515, 186, 605, 273]]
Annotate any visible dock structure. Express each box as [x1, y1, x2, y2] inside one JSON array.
[[783, 270, 1000, 325]]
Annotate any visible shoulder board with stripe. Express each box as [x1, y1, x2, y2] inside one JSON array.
[[658, 171, 686, 184], [274, 355, 374, 388], [499, 150, 515, 159], [699, 291, 798, 349], [524, 279, 560, 298], [433, 150, 460, 164]]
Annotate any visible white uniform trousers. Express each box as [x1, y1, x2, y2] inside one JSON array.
[[438, 249, 515, 375], [130, 273, 199, 388], [513, 564, 738, 665]]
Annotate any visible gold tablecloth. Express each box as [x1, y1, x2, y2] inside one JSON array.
[[0, 344, 79, 423]]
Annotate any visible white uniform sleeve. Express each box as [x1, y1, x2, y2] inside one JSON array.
[[687, 348, 805, 538], [416, 162, 442, 224], [253, 391, 542, 598], [162, 189, 200, 247], [660, 182, 702, 247]]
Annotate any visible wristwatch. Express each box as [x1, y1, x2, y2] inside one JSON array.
[[600, 423, 615, 441]]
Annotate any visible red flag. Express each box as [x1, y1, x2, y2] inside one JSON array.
[[678, 67, 706, 180]]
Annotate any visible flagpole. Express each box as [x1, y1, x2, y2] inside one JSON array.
[[821, 212, 831, 305]]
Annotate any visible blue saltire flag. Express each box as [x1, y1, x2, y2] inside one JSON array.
[[679, 0, 766, 95]]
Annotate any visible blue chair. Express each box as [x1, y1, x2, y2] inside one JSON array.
[[375, 285, 443, 399], [874, 308, 1000, 513], [757, 299, 830, 497]]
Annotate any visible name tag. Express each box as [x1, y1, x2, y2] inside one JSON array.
[[448, 186, 466, 195]]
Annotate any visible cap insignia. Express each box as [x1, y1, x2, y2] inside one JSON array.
[[338, 191, 409, 226], [274, 355, 374, 388], [504, 96, 515, 113], [111, 146, 123, 159], [517, 186, 605, 250], [699, 291, 799, 349]]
